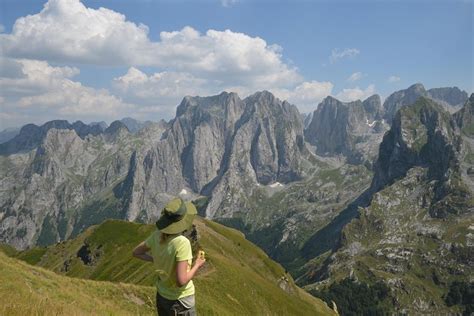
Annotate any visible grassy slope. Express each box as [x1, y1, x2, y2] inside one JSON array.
[[7, 218, 335, 315], [0, 251, 156, 316]]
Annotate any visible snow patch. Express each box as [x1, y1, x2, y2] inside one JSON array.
[[269, 182, 284, 188], [366, 119, 376, 128]]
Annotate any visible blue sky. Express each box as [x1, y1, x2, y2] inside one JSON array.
[[0, 0, 472, 128]]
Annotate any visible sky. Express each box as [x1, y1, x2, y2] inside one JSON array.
[[0, 0, 472, 128]]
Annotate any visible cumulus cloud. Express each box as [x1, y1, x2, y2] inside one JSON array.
[[0, 0, 336, 123], [330, 48, 360, 64], [0, 58, 138, 127], [335, 84, 376, 102], [112, 67, 213, 117], [113, 67, 332, 115], [1, 0, 300, 90], [271, 81, 334, 113], [347, 72, 364, 82], [388, 75, 401, 83], [0, 24, 5, 33]]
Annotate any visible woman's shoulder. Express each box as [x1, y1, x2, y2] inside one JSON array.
[[169, 235, 191, 246]]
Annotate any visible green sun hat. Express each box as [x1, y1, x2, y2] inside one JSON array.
[[155, 198, 197, 234]]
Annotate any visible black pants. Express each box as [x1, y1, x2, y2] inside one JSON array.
[[156, 292, 197, 316]]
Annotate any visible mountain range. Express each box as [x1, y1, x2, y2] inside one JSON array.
[[0, 83, 472, 314]]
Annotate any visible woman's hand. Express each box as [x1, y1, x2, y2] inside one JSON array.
[[132, 241, 153, 262], [194, 257, 206, 269], [176, 255, 206, 287]]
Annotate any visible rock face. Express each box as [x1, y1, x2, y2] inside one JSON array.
[[453, 93, 474, 136], [304, 95, 387, 163], [122, 91, 307, 221], [0, 122, 153, 249], [0, 91, 308, 249], [0, 127, 20, 144], [383, 84, 468, 122], [383, 83, 428, 122], [0, 120, 104, 155], [300, 96, 473, 314], [120, 117, 153, 134], [372, 97, 462, 201], [205, 91, 306, 218], [427, 87, 468, 111]]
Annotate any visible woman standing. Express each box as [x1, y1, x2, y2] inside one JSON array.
[[133, 198, 206, 315]]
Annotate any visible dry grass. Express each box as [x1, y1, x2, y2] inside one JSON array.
[[0, 251, 155, 315]]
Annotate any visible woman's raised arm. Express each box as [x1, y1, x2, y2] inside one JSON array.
[[132, 241, 153, 262]]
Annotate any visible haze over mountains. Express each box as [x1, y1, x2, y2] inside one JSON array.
[[0, 83, 472, 313]]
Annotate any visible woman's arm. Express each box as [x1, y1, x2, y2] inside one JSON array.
[[132, 241, 153, 262], [176, 257, 206, 287]]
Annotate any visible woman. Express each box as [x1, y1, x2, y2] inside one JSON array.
[[133, 198, 206, 316]]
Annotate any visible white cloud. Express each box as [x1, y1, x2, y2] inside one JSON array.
[[330, 48, 360, 64], [388, 75, 401, 83], [0, 59, 137, 127], [335, 84, 376, 102], [0, 0, 338, 123], [221, 0, 239, 7], [0, 24, 5, 33], [1, 0, 300, 91], [271, 81, 334, 113], [113, 67, 213, 117], [347, 72, 364, 82], [113, 68, 333, 115]]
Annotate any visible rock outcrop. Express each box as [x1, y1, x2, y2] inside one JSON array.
[[300, 96, 473, 314], [0, 120, 104, 155], [383, 84, 468, 122], [304, 95, 387, 164]]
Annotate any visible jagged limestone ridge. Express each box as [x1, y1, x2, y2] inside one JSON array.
[[299, 97, 473, 314]]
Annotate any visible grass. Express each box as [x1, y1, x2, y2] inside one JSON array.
[[0, 251, 156, 316], [7, 217, 336, 315]]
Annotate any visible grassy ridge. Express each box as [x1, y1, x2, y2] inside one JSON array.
[[5, 217, 335, 315], [0, 251, 156, 315]]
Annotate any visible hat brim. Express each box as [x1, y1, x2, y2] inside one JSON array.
[[156, 202, 197, 234]]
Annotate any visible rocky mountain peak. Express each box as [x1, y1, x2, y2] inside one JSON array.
[[427, 86, 468, 108], [408, 82, 427, 93], [42, 120, 72, 131], [0, 119, 105, 155], [120, 117, 153, 134], [176, 91, 241, 118], [362, 94, 383, 120], [89, 121, 108, 130], [304, 95, 387, 164], [72, 120, 104, 138], [371, 96, 467, 217], [104, 120, 129, 135], [384, 84, 468, 121], [453, 93, 474, 136], [245, 90, 277, 104], [383, 83, 427, 122]]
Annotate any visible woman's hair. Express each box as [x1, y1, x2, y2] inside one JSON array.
[[160, 232, 170, 243]]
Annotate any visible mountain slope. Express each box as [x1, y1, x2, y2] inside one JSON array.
[[299, 97, 473, 314], [0, 251, 156, 315], [9, 217, 335, 315]]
